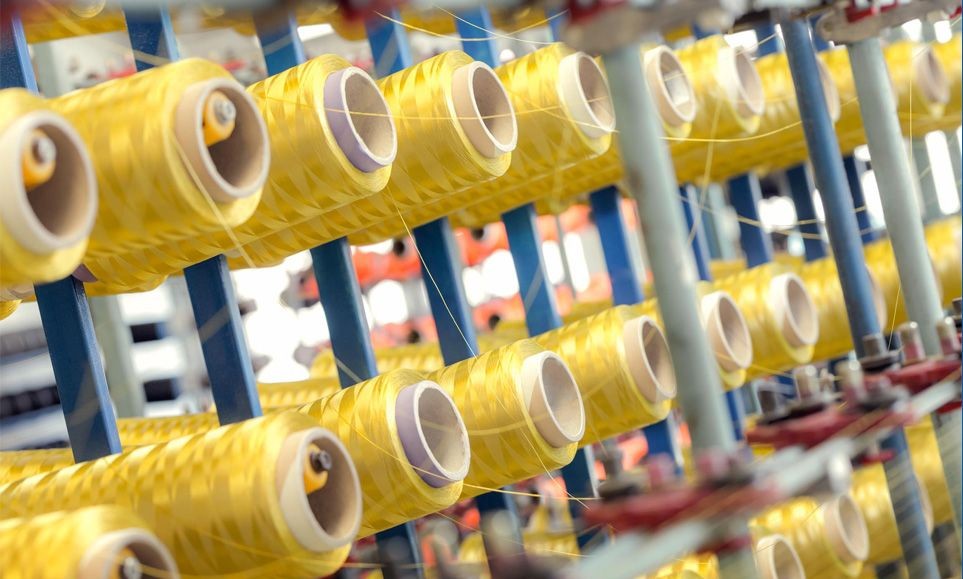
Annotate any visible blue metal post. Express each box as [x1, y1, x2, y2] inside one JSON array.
[[781, 18, 881, 355], [728, 174, 775, 267], [126, 8, 261, 423], [844, 156, 880, 243], [2, 11, 121, 461], [588, 184, 684, 469], [754, 22, 782, 57], [785, 164, 827, 261]]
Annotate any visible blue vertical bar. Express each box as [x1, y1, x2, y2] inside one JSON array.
[[3, 11, 121, 461], [452, 7, 499, 68], [501, 205, 563, 335], [785, 165, 827, 261], [126, 8, 260, 423], [183, 257, 262, 423], [365, 11, 413, 79], [844, 156, 880, 243], [411, 219, 479, 363], [546, 8, 566, 42], [728, 173, 775, 267], [782, 18, 881, 354], [754, 22, 782, 57]]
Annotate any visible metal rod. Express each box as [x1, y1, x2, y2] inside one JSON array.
[[844, 155, 880, 243], [781, 18, 882, 356], [911, 138, 943, 223], [590, 186, 645, 307], [2, 10, 122, 461], [847, 36, 944, 356], [89, 296, 146, 418], [728, 174, 774, 268], [784, 165, 827, 261]]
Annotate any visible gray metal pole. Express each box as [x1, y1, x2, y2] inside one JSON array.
[[848, 37, 945, 356], [948, 130, 963, 203], [88, 295, 145, 418], [601, 42, 758, 579], [911, 138, 944, 223]]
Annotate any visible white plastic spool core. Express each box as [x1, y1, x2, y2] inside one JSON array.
[[451, 62, 518, 159], [520, 352, 586, 448], [643, 46, 697, 128], [276, 428, 362, 552], [394, 380, 471, 488], [717, 46, 765, 119], [754, 534, 805, 579], [915, 47, 950, 106], [823, 494, 870, 564], [623, 316, 677, 405], [174, 78, 269, 203], [0, 112, 97, 254], [78, 528, 179, 579], [557, 52, 616, 139], [769, 273, 819, 348], [323, 66, 397, 172], [701, 291, 753, 372]]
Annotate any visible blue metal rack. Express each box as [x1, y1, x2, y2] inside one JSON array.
[[844, 155, 880, 243], [2, 10, 122, 462], [125, 8, 262, 424], [728, 174, 775, 268], [784, 164, 828, 261]]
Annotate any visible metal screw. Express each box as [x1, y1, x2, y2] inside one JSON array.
[[644, 454, 678, 490], [835, 359, 865, 404], [937, 317, 961, 356], [119, 556, 143, 579], [757, 387, 785, 419], [897, 321, 926, 365], [694, 449, 732, 482], [212, 98, 236, 126], [862, 333, 888, 359], [859, 332, 899, 372], [309, 449, 332, 474], [793, 365, 821, 399], [31, 133, 56, 166], [818, 368, 836, 393]]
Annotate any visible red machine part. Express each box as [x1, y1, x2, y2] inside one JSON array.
[[876, 358, 962, 414], [746, 406, 915, 450]]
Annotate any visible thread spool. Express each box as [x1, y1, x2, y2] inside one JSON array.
[[0, 300, 20, 320], [177, 58, 396, 269], [19, 1, 127, 43], [864, 236, 943, 332], [50, 59, 269, 294], [648, 553, 719, 578], [0, 506, 179, 579], [906, 418, 954, 526], [851, 463, 935, 564], [233, 50, 517, 267], [259, 377, 342, 408], [0, 412, 362, 577], [797, 257, 888, 362], [0, 89, 97, 296], [925, 216, 962, 307], [713, 265, 818, 380], [0, 449, 75, 485], [751, 494, 869, 578], [531, 307, 675, 445], [885, 40, 949, 140], [754, 534, 806, 579], [424, 340, 584, 498]]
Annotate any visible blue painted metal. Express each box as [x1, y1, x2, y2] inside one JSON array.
[[679, 185, 713, 282], [411, 219, 480, 363], [785, 164, 827, 261], [754, 23, 782, 58], [124, 8, 180, 70], [3, 10, 120, 461], [365, 9, 414, 79], [809, 17, 832, 53], [126, 9, 260, 423], [700, 190, 724, 260], [781, 17, 881, 355], [35, 278, 123, 462], [453, 7, 499, 68], [844, 156, 880, 243], [183, 257, 262, 423], [589, 187, 644, 306], [501, 204, 564, 336], [728, 173, 775, 267], [254, 11, 305, 75], [546, 8, 567, 41]]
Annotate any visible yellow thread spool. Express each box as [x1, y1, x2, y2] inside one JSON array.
[[906, 417, 954, 526], [648, 553, 719, 578], [0, 449, 75, 485], [233, 50, 516, 267], [51, 58, 269, 294], [712, 264, 818, 380], [796, 257, 888, 362], [750, 495, 870, 578], [0, 412, 362, 578], [925, 216, 962, 307], [437, 43, 615, 231], [0, 506, 179, 579], [423, 339, 584, 499], [531, 307, 675, 445], [0, 300, 20, 320], [20, 1, 127, 43], [862, 237, 944, 332], [851, 464, 934, 564], [0, 89, 97, 295], [259, 377, 342, 408]]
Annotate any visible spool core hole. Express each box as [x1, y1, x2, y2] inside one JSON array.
[[470, 65, 516, 151], [641, 319, 677, 400], [343, 71, 396, 162], [415, 385, 470, 480]]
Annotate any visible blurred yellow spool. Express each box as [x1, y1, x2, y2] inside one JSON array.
[[234, 50, 515, 266], [423, 339, 583, 499], [434, 43, 614, 231], [50, 59, 269, 294], [750, 495, 869, 578], [0, 412, 361, 578], [851, 463, 934, 564], [862, 236, 943, 332], [0, 449, 75, 485], [532, 307, 674, 444], [171, 56, 394, 269], [259, 376, 342, 408], [906, 417, 954, 526], [647, 553, 719, 578], [712, 264, 818, 380], [796, 257, 888, 362], [0, 300, 20, 320], [19, 1, 127, 43], [0, 89, 97, 296], [0, 506, 180, 579], [925, 216, 962, 306]]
